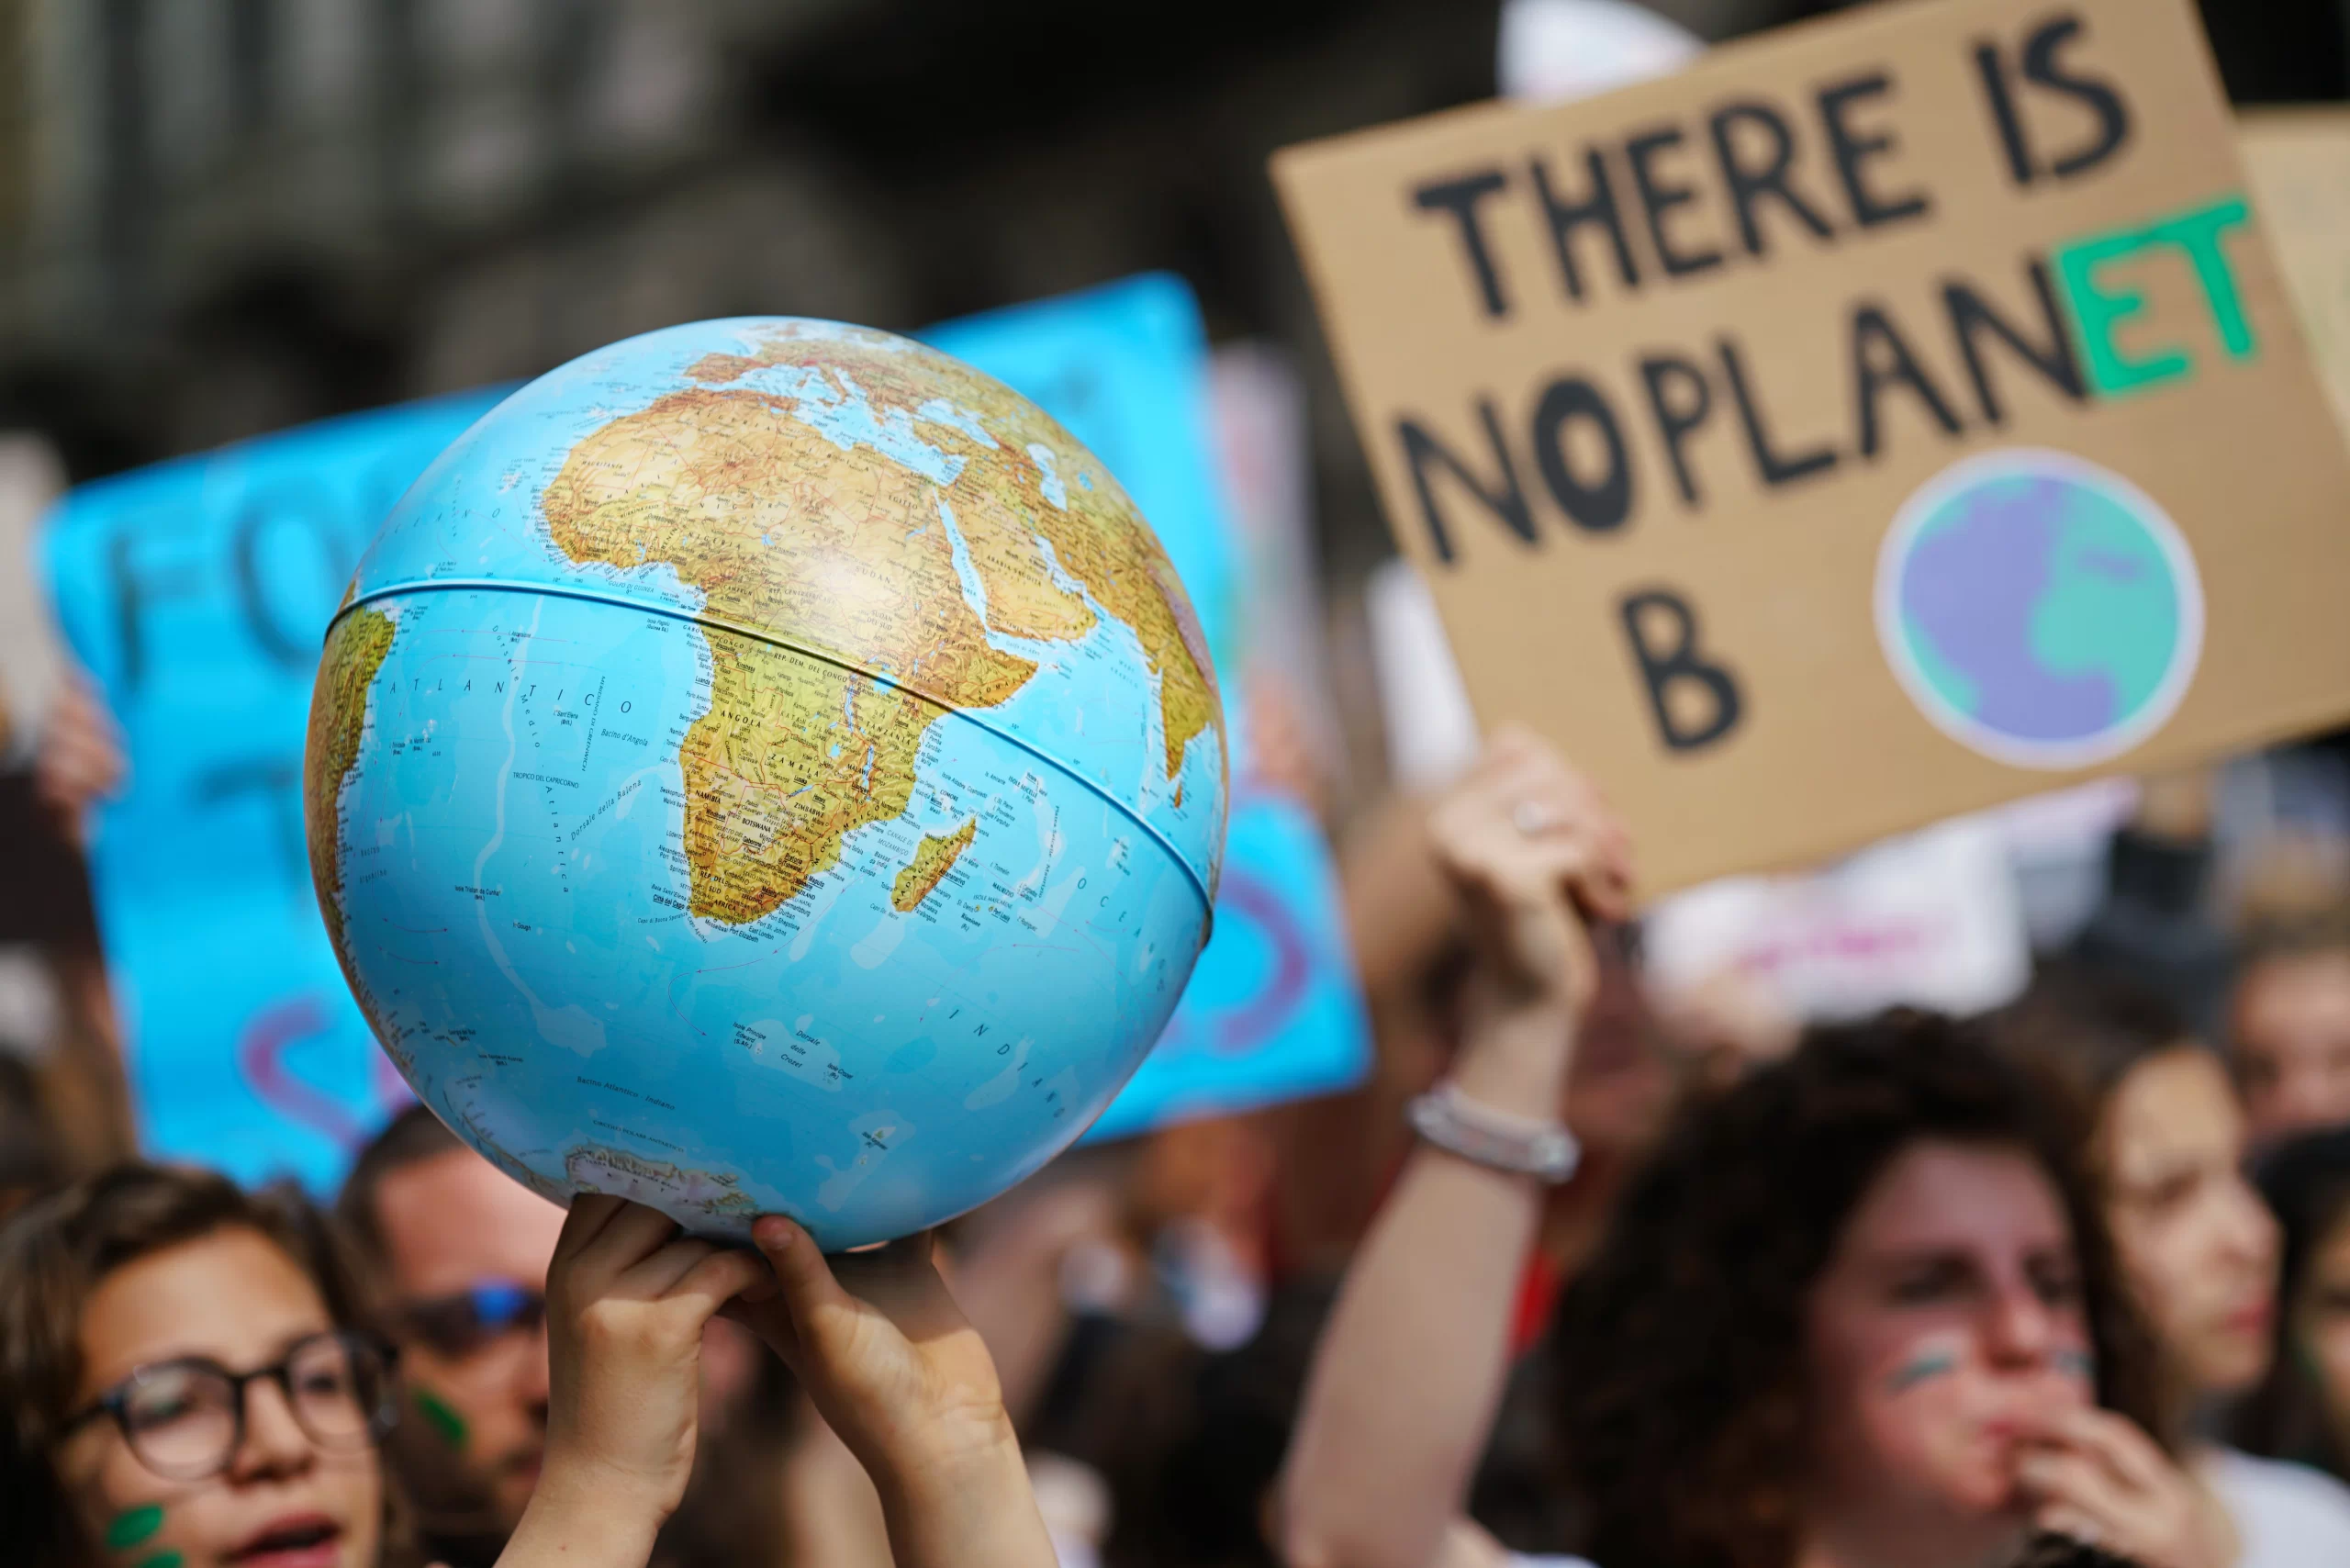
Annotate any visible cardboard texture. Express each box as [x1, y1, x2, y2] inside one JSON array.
[[1275, 0, 2350, 894], [2242, 107, 2350, 431]]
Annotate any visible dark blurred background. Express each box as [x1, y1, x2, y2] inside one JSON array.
[[1, 0, 2338, 581]]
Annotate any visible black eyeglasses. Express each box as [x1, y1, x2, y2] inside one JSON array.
[[397, 1280, 546, 1360], [62, 1330, 397, 1482]]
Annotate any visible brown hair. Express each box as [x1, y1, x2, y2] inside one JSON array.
[[0, 1161, 417, 1568], [2234, 1126, 2350, 1478], [1993, 964, 2199, 1116], [334, 1103, 464, 1272], [2238, 906, 2350, 971], [1547, 1013, 2164, 1568]]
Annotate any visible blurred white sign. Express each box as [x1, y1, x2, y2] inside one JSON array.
[[1644, 817, 2032, 1024], [1498, 0, 1704, 105]]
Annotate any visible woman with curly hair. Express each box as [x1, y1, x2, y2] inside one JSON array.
[[1278, 731, 2221, 1568]]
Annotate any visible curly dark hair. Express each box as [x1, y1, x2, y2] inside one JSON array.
[[0, 1161, 420, 1568], [1547, 1013, 2165, 1568]]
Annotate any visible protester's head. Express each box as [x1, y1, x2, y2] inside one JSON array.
[[1550, 1014, 2160, 1568], [0, 1052, 62, 1221], [2232, 913, 2350, 1146], [0, 1163, 402, 1568], [336, 1106, 564, 1548], [1558, 924, 1673, 1163], [2235, 1126, 2350, 1480], [1998, 967, 2279, 1400]]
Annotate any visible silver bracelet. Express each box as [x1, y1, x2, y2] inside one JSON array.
[[1406, 1081, 1581, 1184]]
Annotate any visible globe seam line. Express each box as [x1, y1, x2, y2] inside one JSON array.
[[330, 575, 1218, 918]]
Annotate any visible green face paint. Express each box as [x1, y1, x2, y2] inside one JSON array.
[[412, 1387, 469, 1450], [131, 1551, 183, 1568], [104, 1506, 163, 1551], [1886, 1349, 1961, 1394]]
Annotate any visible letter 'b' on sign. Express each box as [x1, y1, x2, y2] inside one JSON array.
[[1273, 0, 2350, 893], [1620, 589, 1743, 751]]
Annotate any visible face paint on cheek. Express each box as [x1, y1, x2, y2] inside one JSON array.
[[1885, 1348, 1963, 1395], [104, 1506, 163, 1552], [131, 1554, 183, 1568], [2052, 1348, 2095, 1384], [413, 1387, 469, 1451]]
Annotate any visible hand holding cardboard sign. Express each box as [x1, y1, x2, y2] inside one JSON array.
[[1426, 725, 1632, 1016]]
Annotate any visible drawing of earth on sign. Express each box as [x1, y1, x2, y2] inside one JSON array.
[[1875, 450, 2204, 769]]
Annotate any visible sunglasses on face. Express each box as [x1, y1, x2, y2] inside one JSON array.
[[397, 1280, 546, 1360], [62, 1329, 398, 1483]]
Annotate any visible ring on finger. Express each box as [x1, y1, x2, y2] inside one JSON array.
[[1512, 801, 1560, 837]]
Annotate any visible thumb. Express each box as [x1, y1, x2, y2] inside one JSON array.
[[752, 1215, 849, 1329]]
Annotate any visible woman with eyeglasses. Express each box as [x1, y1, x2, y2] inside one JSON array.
[[1, 1159, 1065, 1568], [0, 1163, 412, 1568]]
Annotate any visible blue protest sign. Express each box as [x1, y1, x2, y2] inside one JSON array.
[[42, 390, 508, 1191], [928, 274, 1371, 1137]]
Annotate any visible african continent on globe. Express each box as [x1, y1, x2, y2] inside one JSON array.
[[303, 319, 1226, 1249], [1878, 450, 2201, 769]]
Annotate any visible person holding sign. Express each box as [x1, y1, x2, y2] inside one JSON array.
[[1277, 731, 2226, 1568]]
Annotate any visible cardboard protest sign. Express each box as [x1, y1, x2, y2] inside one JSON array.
[[2241, 108, 2350, 431], [1275, 0, 2350, 894]]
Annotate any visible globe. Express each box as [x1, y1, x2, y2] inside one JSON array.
[[302, 319, 1227, 1249], [1874, 449, 2203, 770]]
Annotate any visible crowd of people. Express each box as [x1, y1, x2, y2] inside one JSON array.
[[6, 693, 2350, 1568]]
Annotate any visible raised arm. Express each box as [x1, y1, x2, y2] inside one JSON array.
[[1277, 729, 1629, 1568], [731, 1219, 1058, 1568]]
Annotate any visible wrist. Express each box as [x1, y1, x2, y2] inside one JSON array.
[[515, 1445, 679, 1545], [1449, 988, 1576, 1120], [870, 1426, 1050, 1568], [870, 1410, 1024, 1502]]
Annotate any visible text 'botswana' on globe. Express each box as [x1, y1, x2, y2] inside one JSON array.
[[1273, 0, 2350, 893]]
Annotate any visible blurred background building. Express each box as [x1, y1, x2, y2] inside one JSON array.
[[1, 0, 2343, 555]]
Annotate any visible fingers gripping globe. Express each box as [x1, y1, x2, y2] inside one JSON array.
[[1875, 450, 2204, 770], [302, 319, 1227, 1249]]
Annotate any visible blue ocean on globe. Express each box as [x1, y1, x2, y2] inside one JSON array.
[[1881, 454, 2199, 767], [303, 318, 1227, 1249]]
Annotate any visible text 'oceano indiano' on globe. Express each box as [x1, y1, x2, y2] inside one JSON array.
[[301, 318, 1228, 1249]]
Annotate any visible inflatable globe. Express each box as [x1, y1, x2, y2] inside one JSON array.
[[303, 319, 1226, 1249], [1876, 449, 2202, 770]]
